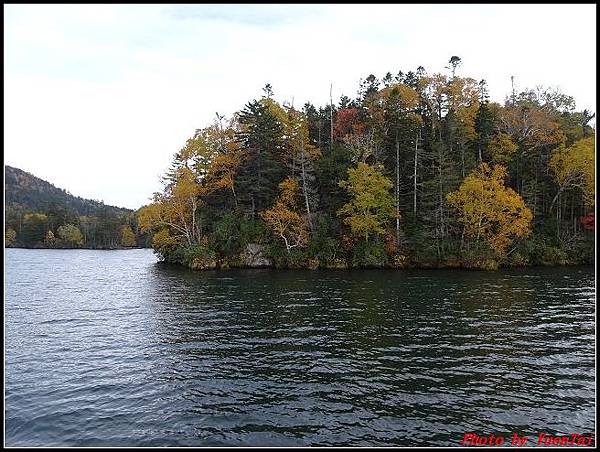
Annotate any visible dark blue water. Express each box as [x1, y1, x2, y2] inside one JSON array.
[[4, 248, 596, 446]]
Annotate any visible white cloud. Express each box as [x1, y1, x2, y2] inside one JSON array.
[[4, 4, 596, 209]]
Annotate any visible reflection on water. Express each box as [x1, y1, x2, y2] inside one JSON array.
[[5, 249, 595, 446]]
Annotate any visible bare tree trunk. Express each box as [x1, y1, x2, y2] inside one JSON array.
[[330, 83, 333, 151], [413, 131, 419, 215], [231, 182, 238, 209], [282, 234, 291, 254], [317, 120, 322, 149], [191, 197, 197, 242], [556, 192, 560, 240], [570, 193, 575, 238], [549, 187, 563, 214], [476, 213, 483, 241], [438, 148, 444, 240], [533, 164, 538, 219], [300, 154, 313, 232], [395, 132, 400, 240], [199, 215, 203, 239]]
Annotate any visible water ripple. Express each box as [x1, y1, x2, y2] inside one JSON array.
[[4, 249, 595, 446]]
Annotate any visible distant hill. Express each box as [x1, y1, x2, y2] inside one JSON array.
[[5, 165, 132, 216]]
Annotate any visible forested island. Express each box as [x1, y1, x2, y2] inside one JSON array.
[[6, 58, 593, 268], [138, 58, 595, 270], [4, 166, 149, 249]]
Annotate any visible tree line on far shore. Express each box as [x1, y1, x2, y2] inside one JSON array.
[[5, 205, 148, 249], [5, 166, 149, 249]]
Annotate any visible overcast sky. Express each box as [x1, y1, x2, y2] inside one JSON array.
[[4, 4, 596, 209]]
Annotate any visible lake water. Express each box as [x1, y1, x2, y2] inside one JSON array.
[[4, 248, 595, 446]]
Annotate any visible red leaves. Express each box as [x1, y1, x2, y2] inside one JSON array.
[[579, 213, 595, 230], [334, 108, 366, 140]]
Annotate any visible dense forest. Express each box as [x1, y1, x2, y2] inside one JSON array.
[[5, 166, 149, 249], [137, 57, 594, 270]]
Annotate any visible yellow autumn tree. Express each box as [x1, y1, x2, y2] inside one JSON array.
[[282, 107, 321, 230], [447, 163, 533, 255], [203, 153, 242, 200], [488, 133, 518, 164], [200, 118, 244, 205], [260, 177, 309, 253], [446, 76, 481, 142], [379, 83, 420, 110], [166, 130, 215, 182], [150, 228, 181, 258], [549, 136, 595, 210], [57, 224, 84, 247], [120, 225, 136, 247], [138, 166, 202, 247], [140, 118, 242, 260], [166, 118, 241, 193], [337, 163, 396, 242]]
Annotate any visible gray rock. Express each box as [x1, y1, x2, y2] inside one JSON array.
[[241, 243, 272, 268]]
